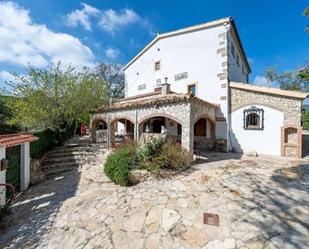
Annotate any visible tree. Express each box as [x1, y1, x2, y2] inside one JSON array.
[[0, 95, 20, 134], [5, 62, 107, 133], [96, 63, 125, 100], [265, 66, 309, 92]]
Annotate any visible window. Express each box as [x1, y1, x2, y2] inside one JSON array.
[[236, 53, 240, 66], [188, 84, 196, 96], [244, 106, 264, 130], [156, 79, 161, 86], [231, 43, 235, 58], [175, 72, 188, 81], [138, 84, 146, 90], [154, 61, 161, 71]]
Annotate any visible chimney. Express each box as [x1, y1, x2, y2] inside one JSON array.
[[161, 77, 171, 95]]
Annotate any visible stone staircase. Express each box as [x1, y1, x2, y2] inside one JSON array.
[[41, 136, 106, 177]]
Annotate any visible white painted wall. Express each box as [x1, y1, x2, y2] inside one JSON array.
[[230, 105, 284, 155], [20, 142, 30, 191], [227, 32, 248, 83], [124, 25, 229, 117], [0, 147, 6, 206]]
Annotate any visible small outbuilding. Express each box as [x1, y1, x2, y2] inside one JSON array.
[[0, 133, 38, 207]]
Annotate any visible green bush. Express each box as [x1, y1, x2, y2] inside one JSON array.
[[30, 129, 58, 159], [147, 141, 193, 175], [104, 144, 136, 186], [136, 135, 165, 166], [303, 111, 309, 130]]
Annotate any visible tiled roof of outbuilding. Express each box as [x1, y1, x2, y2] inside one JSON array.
[[0, 133, 39, 148], [91, 93, 219, 113], [230, 82, 308, 99]]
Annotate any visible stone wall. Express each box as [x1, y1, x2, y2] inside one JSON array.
[[91, 101, 217, 153], [229, 87, 303, 125]]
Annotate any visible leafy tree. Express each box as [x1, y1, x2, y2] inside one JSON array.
[[265, 66, 309, 92], [0, 95, 20, 134], [5, 62, 107, 134], [96, 63, 125, 100]]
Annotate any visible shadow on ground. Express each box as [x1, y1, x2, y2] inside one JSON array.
[[224, 160, 309, 248], [0, 169, 80, 249]]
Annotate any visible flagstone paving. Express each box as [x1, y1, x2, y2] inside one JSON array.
[[1, 150, 308, 249]]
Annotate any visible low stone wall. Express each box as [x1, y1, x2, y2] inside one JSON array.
[[128, 170, 153, 185], [194, 136, 214, 150]]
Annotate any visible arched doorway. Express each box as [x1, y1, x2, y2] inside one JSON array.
[[91, 119, 108, 143], [110, 118, 135, 147], [139, 115, 182, 143], [193, 117, 215, 150]]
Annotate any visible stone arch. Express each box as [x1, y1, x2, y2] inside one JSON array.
[[138, 113, 184, 127], [109, 117, 135, 147], [192, 113, 216, 125], [281, 125, 302, 158], [193, 115, 216, 151], [91, 118, 108, 143], [110, 116, 135, 125]]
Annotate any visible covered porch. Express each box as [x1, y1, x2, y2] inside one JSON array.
[[90, 84, 218, 153]]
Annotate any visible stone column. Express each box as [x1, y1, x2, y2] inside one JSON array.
[[0, 147, 6, 206], [134, 110, 139, 142], [182, 125, 194, 153], [181, 106, 194, 153], [20, 142, 30, 191], [108, 123, 115, 149]]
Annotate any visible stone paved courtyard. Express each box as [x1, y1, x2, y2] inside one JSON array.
[[0, 149, 308, 249]]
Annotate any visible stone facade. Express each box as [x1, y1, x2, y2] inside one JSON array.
[[91, 97, 217, 153], [229, 87, 303, 125]]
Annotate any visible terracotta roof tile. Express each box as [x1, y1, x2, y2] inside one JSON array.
[[92, 93, 219, 113], [0, 133, 39, 148]]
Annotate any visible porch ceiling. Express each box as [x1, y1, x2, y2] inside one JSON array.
[[91, 93, 219, 113]]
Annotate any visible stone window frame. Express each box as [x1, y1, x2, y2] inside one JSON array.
[[138, 84, 146, 91], [154, 60, 161, 71], [187, 83, 197, 96], [175, 72, 188, 81], [243, 106, 264, 130], [156, 78, 161, 86]]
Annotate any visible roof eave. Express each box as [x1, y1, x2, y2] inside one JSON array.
[[123, 17, 232, 70]]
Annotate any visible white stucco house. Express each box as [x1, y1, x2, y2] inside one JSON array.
[[91, 17, 308, 158]]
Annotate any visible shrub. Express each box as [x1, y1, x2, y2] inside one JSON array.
[[104, 144, 136, 186], [147, 141, 193, 175], [30, 129, 58, 159], [136, 135, 165, 166]]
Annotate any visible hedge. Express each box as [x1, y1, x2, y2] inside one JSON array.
[[30, 129, 58, 159]]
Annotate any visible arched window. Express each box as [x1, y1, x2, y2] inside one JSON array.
[[96, 120, 107, 130], [244, 106, 264, 130]]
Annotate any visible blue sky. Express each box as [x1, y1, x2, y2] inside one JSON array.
[[0, 0, 308, 88]]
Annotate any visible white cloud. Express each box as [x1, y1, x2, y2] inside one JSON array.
[[0, 1, 95, 69], [0, 71, 15, 82], [104, 47, 119, 60], [99, 8, 141, 34], [65, 3, 100, 31], [253, 75, 273, 87]]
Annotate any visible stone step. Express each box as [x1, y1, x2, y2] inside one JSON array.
[[45, 166, 79, 176], [41, 161, 80, 171], [43, 155, 95, 164], [46, 151, 96, 158], [50, 147, 98, 154]]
